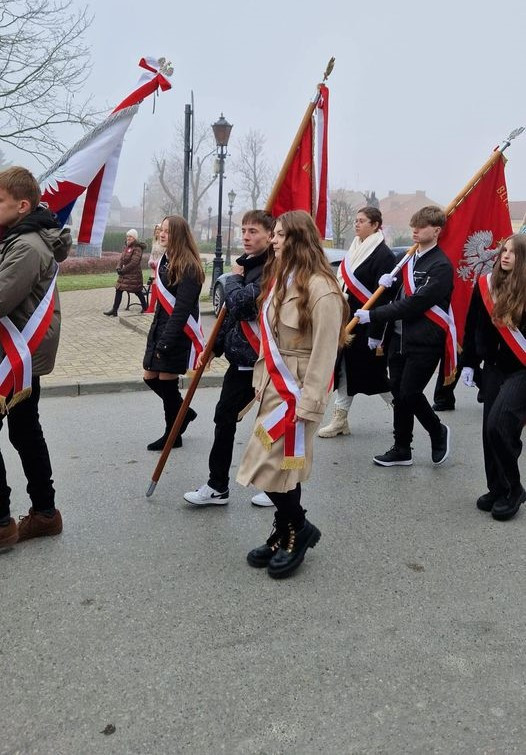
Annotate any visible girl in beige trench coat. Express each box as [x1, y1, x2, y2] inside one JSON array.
[[237, 211, 348, 579]]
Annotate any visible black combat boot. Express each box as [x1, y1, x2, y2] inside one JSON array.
[[247, 514, 286, 568], [267, 516, 321, 579]]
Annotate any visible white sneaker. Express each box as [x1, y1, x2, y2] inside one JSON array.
[[184, 484, 229, 506], [251, 492, 274, 507]]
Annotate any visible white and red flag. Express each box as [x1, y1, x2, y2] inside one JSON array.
[[440, 152, 512, 347], [38, 57, 173, 255], [267, 69, 334, 240]]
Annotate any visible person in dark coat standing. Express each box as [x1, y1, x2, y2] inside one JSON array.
[[355, 206, 454, 468], [462, 234, 526, 521], [184, 210, 274, 507], [103, 229, 147, 315], [319, 206, 395, 438], [143, 216, 204, 450]]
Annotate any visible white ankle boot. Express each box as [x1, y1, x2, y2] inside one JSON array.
[[318, 408, 350, 438]]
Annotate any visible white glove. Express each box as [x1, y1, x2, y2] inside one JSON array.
[[368, 338, 382, 350], [461, 367, 475, 387], [379, 272, 396, 288], [354, 308, 370, 324]]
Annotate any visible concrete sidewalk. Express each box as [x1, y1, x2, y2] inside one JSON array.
[[41, 287, 228, 398]]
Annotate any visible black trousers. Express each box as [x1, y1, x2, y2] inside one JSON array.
[[433, 352, 483, 407], [481, 365, 526, 496], [0, 377, 55, 519], [208, 365, 255, 492], [111, 289, 147, 312], [388, 337, 442, 448]]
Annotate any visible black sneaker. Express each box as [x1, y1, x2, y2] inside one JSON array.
[[432, 402, 455, 412], [373, 445, 413, 466], [491, 486, 526, 521], [431, 423, 450, 465]]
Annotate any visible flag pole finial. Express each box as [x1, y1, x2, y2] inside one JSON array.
[[322, 57, 335, 82], [500, 125, 525, 153]]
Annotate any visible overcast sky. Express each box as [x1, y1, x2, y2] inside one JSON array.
[[9, 0, 526, 213]]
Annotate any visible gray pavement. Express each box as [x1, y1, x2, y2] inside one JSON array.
[[41, 286, 228, 397], [2, 385, 526, 753]]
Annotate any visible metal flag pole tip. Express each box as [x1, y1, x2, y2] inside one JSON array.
[[145, 480, 157, 497]]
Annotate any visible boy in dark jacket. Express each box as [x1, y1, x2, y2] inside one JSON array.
[[0, 167, 71, 548], [355, 206, 454, 467], [184, 210, 274, 506]]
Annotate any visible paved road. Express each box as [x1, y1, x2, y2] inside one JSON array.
[[2, 386, 526, 754]]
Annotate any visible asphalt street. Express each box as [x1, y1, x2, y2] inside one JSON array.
[[2, 385, 526, 754]]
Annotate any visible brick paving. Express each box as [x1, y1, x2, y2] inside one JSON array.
[[40, 286, 228, 392]]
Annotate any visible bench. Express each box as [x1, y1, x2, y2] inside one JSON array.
[[125, 279, 152, 311]]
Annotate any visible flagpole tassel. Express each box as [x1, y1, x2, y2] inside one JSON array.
[[0, 396, 7, 416], [7, 386, 32, 411]]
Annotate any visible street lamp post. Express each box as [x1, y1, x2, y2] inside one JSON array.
[[207, 206, 212, 241], [210, 114, 233, 293], [225, 189, 236, 266]]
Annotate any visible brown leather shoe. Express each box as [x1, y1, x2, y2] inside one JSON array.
[[0, 518, 19, 547], [18, 508, 63, 541]]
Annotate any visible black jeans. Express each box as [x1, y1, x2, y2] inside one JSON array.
[[208, 365, 255, 492], [482, 365, 526, 496], [388, 337, 442, 448], [0, 377, 55, 519]]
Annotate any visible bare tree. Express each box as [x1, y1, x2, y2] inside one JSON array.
[[233, 129, 271, 209], [331, 189, 362, 248], [153, 121, 217, 230], [0, 0, 95, 163]]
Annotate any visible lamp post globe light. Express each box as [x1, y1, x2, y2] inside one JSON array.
[[210, 113, 233, 291], [226, 188, 236, 266]]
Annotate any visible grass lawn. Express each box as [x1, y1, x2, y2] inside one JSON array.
[[57, 272, 212, 301]]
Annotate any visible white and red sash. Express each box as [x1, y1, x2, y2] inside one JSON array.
[[240, 319, 261, 355], [403, 256, 457, 382], [0, 268, 58, 413], [338, 255, 373, 306], [155, 257, 205, 370], [255, 281, 305, 470], [479, 273, 526, 366]]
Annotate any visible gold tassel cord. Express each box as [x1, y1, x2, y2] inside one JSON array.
[[0, 396, 7, 416]]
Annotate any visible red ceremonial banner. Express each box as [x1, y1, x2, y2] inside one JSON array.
[[270, 118, 313, 219], [439, 154, 512, 346]]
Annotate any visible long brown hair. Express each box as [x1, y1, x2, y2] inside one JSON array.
[[258, 210, 348, 346], [491, 234, 526, 328], [163, 215, 204, 286]]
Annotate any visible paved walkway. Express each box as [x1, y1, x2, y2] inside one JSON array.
[[41, 286, 228, 396]]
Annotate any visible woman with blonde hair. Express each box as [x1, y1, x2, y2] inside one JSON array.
[[237, 210, 348, 578], [462, 233, 526, 521], [143, 215, 205, 450]]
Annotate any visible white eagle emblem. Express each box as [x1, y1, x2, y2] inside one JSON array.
[[456, 230, 499, 285]]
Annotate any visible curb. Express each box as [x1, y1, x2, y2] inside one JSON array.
[[41, 371, 226, 399]]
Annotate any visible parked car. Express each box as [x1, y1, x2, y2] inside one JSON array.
[[211, 247, 347, 316]]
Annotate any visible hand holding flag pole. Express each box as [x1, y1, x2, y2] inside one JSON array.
[[345, 125, 525, 338]]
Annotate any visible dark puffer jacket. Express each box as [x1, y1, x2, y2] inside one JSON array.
[[0, 205, 71, 375], [115, 240, 146, 293], [143, 258, 202, 374], [214, 249, 269, 367]]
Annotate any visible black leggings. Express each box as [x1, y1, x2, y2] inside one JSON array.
[[265, 483, 304, 528]]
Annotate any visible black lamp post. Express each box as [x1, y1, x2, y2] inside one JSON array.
[[226, 189, 236, 266], [210, 113, 233, 291], [207, 206, 212, 241]]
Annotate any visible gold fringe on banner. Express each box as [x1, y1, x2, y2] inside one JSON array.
[[255, 423, 273, 451], [0, 396, 7, 416], [281, 456, 306, 470]]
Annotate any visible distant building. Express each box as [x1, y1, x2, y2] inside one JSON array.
[[379, 190, 443, 245], [508, 201, 526, 231]]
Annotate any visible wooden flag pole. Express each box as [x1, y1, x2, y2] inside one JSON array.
[[145, 305, 227, 497], [345, 127, 524, 336], [265, 57, 335, 213]]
